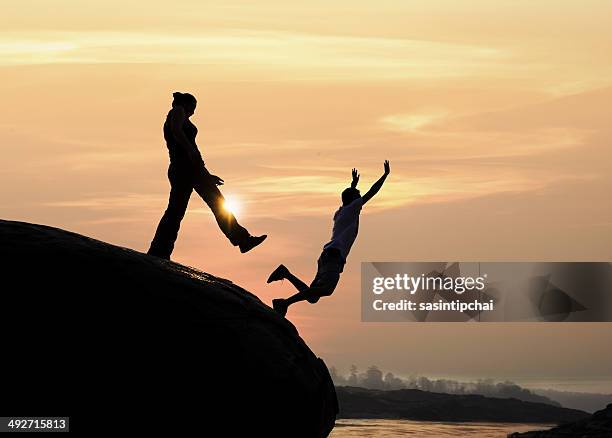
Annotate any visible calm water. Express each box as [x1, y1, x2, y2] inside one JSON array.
[[330, 419, 551, 437]]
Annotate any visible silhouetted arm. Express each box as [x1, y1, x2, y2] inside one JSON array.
[[361, 160, 390, 205], [169, 107, 225, 185], [169, 107, 208, 170]]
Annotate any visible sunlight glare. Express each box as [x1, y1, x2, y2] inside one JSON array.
[[223, 197, 241, 216]]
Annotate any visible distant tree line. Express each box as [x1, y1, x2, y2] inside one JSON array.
[[329, 365, 559, 406]]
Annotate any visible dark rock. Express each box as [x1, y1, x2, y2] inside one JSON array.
[[336, 386, 588, 423], [508, 403, 612, 437], [0, 220, 337, 436]]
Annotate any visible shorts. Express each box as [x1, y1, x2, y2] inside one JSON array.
[[306, 248, 345, 303]]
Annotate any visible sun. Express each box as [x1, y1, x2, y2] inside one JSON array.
[[223, 197, 241, 216]]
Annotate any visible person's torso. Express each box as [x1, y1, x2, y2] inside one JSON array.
[[163, 111, 198, 166], [323, 203, 361, 260]]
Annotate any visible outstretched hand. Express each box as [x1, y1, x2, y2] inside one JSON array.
[[351, 168, 360, 188], [383, 160, 390, 175]]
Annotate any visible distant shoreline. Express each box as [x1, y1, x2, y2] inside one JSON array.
[[336, 386, 588, 424]]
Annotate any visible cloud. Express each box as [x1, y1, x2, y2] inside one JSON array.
[[43, 193, 166, 211], [380, 110, 449, 133], [0, 30, 510, 80]]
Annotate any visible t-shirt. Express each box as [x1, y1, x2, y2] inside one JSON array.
[[323, 197, 363, 261], [163, 110, 199, 168]]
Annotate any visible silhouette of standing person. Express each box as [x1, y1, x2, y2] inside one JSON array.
[[148, 92, 266, 260], [268, 161, 390, 316]]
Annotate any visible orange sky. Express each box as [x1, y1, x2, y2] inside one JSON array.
[[2, 0, 611, 391]]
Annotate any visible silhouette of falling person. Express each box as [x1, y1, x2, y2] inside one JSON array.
[[148, 92, 266, 260], [268, 160, 391, 316]]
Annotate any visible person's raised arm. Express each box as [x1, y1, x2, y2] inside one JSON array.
[[361, 160, 390, 205]]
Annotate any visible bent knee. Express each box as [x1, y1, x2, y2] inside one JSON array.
[[306, 288, 334, 303], [306, 295, 321, 304]]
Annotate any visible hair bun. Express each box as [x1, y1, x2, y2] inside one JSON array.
[[171, 91, 197, 108]]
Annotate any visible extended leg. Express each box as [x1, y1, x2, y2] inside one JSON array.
[[148, 177, 193, 260], [284, 290, 313, 306], [193, 178, 249, 246], [272, 286, 324, 317], [269, 265, 313, 316], [286, 285, 328, 305], [284, 271, 309, 292], [272, 271, 339, 317], [267, 265, 309, 292]]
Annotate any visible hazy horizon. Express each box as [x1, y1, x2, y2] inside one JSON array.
[[2, 1, 611, 392], [328, 364, 612, 396]]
